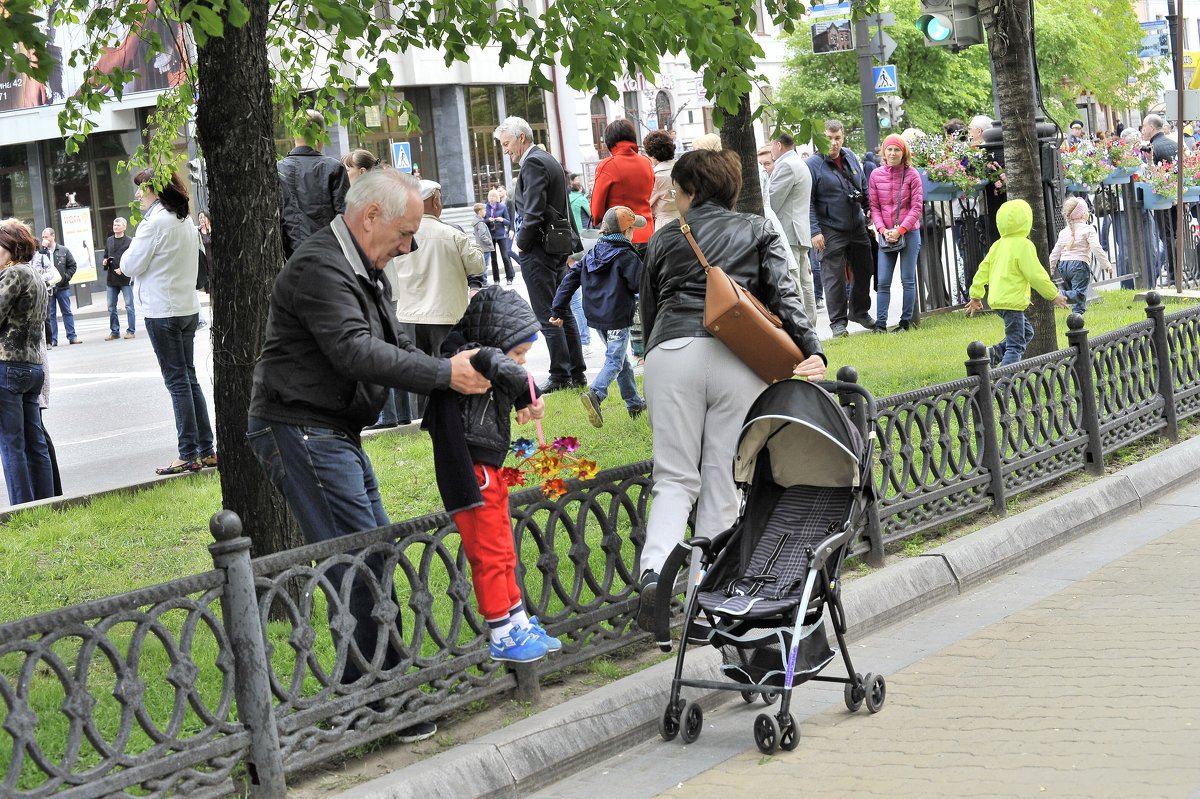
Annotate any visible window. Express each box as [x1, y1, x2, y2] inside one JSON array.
[[346, 88, 438, 182], [590, 95, 609, 159], [623, 91, 641, 134], [655, 91, 673, 132], [467, 86, 504, 199], [0, 144, 34, 226], [753, 0, 767, 35], [43, 131, 143, 251]]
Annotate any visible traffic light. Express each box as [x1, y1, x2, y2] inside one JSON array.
[[878, 95, 905, 130], [916, 0, 983, 51], [187, 157, 206, 190]]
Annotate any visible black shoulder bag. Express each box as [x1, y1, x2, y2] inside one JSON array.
[[878, 167, 908, 254]]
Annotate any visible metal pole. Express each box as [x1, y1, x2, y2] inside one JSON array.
[[1167, 0, 1184, 294], [855, 14, 880, 154]]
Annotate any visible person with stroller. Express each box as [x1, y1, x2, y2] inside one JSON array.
[[422, 286, 561, 663], [635, 149, 827, 633], [1049, 196, 1110, 316], [965, 199, 1069, 365]]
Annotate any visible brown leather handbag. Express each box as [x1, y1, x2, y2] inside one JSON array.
[[681, 216, 804, 384]]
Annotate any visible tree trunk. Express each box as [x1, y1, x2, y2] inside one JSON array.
[[722, 90, 763, 216], [983, 0, 1057, 356], [195, 0, 302, 558]]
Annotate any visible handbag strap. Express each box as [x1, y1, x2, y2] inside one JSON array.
[[678, 212, 713, 274], [891, 166, 907, 229]]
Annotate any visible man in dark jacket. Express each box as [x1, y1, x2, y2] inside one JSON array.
[[278, 109, 351, 258], [1140, 114, 1178, 165], [550, 206, 646, 427], [807, 119, 876, 337], [495, 116, 587, 393], [102, 217, 135, 340], [246, 169, 490, 739], [35, 228, 81, 346]]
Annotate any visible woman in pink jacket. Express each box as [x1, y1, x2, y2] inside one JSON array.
[[868, 134, 924, 332]]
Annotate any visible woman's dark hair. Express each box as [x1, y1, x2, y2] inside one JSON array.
[[604, 118, 638, 152], [132, 168, 190, 219], [943, 118, 966, 138], [0, 217, 37, 263], [670, 149, 742, 210], [342, 148, 379, 171], [642, 130, 675, 163]]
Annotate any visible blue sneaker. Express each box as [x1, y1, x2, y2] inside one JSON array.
[[489, 627, 549, 663], [525, 616, 563, 653]]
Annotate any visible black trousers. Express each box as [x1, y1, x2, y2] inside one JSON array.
[[522, 249, 586, 383], [818, 222, 874, 328]]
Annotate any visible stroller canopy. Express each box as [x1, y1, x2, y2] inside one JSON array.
[[733, 380, 864, 489]]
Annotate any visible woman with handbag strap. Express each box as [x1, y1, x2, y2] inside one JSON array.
[[868, 134, 924, 332], [633, 148, 827, 634]]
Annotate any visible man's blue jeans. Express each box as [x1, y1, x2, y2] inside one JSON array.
[[1059, 259, 1090, 315], [145, 315, 215, 462], [47, 290, 77, 344], [107, 285, 136, 335], [246, 417, 401, 684], [876, 229, 921, 327], [571, 289, 591, 346], [0, 362, 54, 505], [590, 328, 642, 408], [996, 310, 1035, 366]]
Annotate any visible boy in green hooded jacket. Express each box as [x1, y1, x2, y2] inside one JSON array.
[[965, 199, 1068, 366]]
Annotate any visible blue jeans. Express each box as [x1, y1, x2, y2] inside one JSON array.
[[0, 362, 54, 505], [996, 310, 1035, 366], [810, 247, 823, 303], [107, 285, 136, 334], [876, 228, 921, 327], [1059, 259, 1090, 315], [145, 315, 215, 462], [47, 290, 77, 344], [246, 417, 400, 684], [571, 289, 591, 346], [590, 328, 642, 408]]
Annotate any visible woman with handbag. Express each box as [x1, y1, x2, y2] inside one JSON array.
[[868, 134, 924, 332], [633, 149, 827, 633]]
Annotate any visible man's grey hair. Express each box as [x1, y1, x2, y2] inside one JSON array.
[[824, 119, 844, 134], [345, 168, 420, 219], [1120, 126, 1140, 143], [40, 228, 55, 239], [494, 116, 534, 141], [114, 217, 127, 226], [969, 115, 993, 131]]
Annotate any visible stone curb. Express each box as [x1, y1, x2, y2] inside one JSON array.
[[334, 432, 1200, 799]]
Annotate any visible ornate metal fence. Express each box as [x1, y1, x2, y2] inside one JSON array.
[[4, 295, 1200, 797]]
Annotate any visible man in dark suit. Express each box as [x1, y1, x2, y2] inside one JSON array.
[[495, 116, 586, 393]]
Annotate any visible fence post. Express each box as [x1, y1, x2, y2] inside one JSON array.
[[964, 341, 1007, 517], [208, 511, 287, 798], [1144, 291, 1179, 441], [1065, 314, 1105, 476], [836, 366, 884, 567]]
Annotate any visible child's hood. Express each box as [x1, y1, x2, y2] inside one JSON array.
[[996, 199, 1033, 239], [584, 235, 636, 272], [453, 285, 540, 353]]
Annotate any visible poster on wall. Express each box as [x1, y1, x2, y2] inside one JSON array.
[[60, 206, 98, 284], [0, 0, 191, 113]]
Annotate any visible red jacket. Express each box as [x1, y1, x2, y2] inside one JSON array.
[[590, 140, 656, 244]]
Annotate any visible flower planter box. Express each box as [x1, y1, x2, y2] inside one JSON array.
[[1064, 181, 1091, 194], [918, 169, 978, 202], [1136, 182, 1177, 211], [1184, 186, 1200, 203], [1102, 167, 1137, 185]]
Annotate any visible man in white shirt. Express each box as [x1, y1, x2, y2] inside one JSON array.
[[768, 133, 819, 325]]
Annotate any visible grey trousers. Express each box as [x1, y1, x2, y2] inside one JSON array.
[[639, 336, 767, 576], [789, 243, 818, 327]]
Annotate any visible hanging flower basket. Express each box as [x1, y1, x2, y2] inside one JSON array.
[[1135, 182, 1177, 211], [1064, 181, 1091, 194], [1102, 167, 1137, 186], [919, 169, 975, 201], [1184, 186, 1200, 204]]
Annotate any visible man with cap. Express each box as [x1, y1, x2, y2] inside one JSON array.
[[1067, 120, 1088, 147], [383, 179, 487, 426], [549, 206, 646, 427]]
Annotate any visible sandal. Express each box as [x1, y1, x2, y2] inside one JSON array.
[[197, 453, 219, 469], [155, 460, 200, 476]]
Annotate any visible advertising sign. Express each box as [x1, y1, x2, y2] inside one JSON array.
[[60, 206, 98, 284], [812, 20, 854, 54]]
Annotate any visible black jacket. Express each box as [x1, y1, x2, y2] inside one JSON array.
[[806, 149, 870, 235], [37, 245, 77, 291], [278, 146, 351, 259], [249, 218, 451, 442], [1148, 132, 1178, 166], [103, 235, 132, 287], [551, 235, 641, 330], [423, 286, 541, 512], [513, 146, 578, 259], [640, 201, 824, 362]]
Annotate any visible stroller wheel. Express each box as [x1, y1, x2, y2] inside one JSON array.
[[779, 714, 800, 751], [865, 673, 887, 713], [740, 690, 755, 704], [844, 673, 865, 712], [659, 698, 684, 742], [753, 713, 780, 755], [761, 691, 778, 706], [680, 700, 704, 744]]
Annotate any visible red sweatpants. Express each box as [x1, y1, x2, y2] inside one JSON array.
[[452, 464, 522, 620]]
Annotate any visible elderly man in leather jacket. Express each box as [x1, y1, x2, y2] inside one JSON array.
[[278, 109, 351, 259], [35, 228, 81, 346]]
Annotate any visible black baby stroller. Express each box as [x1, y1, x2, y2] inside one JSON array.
[[652, 378, 885, 754]]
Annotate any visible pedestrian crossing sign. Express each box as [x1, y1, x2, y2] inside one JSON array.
[[873, 65, 898, 94], [392, 141, 413, 172]]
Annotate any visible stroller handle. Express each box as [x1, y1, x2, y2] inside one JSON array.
[[816, 380, 877, 419]]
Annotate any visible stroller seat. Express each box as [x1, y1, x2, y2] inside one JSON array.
[[698, 484, 852, 621]]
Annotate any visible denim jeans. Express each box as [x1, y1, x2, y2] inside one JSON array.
[[590, 328, 642, 408], [47, 290, 77, 344], [570, 289, 591, 346], [246, 417, 401, 684], [876, 229, 921, 327], [107, 285, 136, 334], [491, 237, 515, 283], [145, 315, 215, 462], [1059, 259, 1090, 315], [0, 362, 54, 505], [996, 310, 1035, 366]]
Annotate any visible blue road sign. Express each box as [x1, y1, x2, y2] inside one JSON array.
[[873, 65, 898, 94], [391, 141, 413, 172]]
